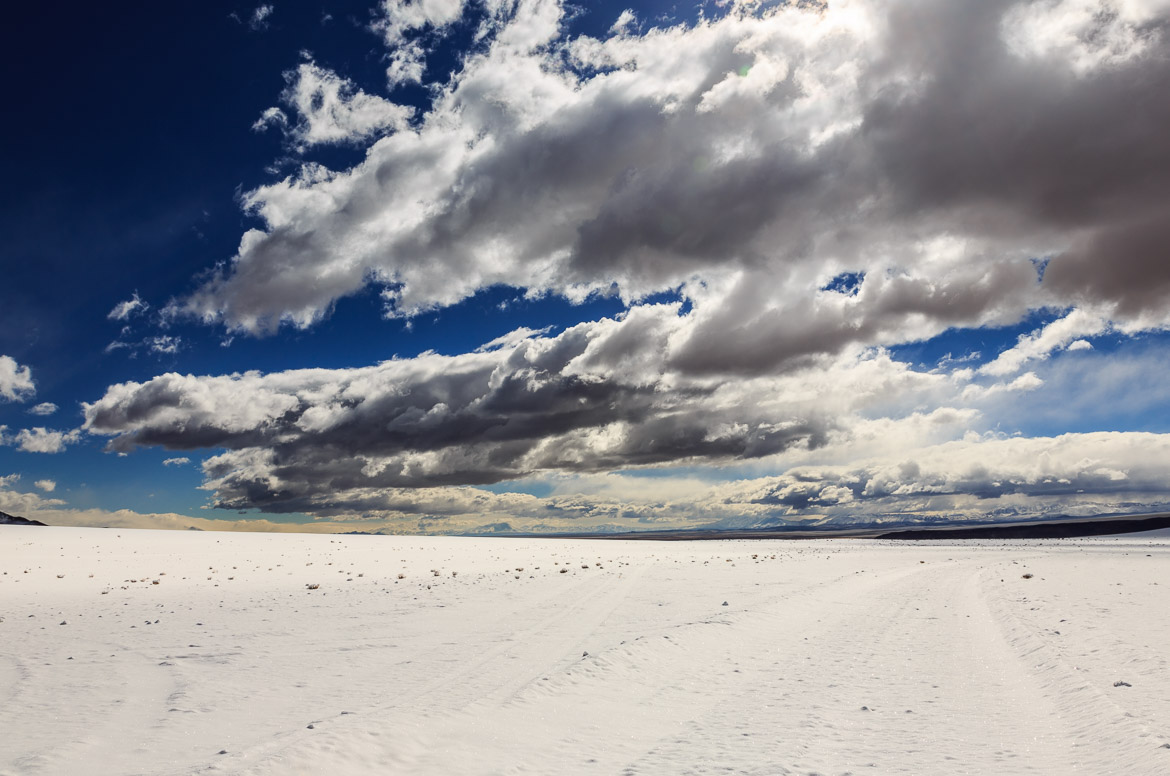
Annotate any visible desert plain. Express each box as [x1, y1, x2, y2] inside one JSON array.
[[2, 526, 1168, 775]]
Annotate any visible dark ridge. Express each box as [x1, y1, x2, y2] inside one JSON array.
[[0, 510, 48, 527], [877, 513, 1170, 540], [453, 512, 1170, 541]]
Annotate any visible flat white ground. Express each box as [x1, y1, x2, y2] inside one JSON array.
[[2, 527, 1168, 775]]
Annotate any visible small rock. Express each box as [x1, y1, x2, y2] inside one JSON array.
[[722, 601, 729, 606], [59, 621, 67, 626], [861, 706, 870, 711], [217, 750, 228, 755], [307, 724, 315, 729], [1114, 680, 1132, 687], [1022, 573, 1034, 579]]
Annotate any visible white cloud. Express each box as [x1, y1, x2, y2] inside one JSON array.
[[375, 0, 468, 86], [170, 0, 1170, 381], [107, 293, 149, 321], [1, 426, 82, 454], [0, 476, 65, 515], [256, 62, 414, 150], [610, 9, 636, 35], [0, 356, 35, 403], [34, 479, 56, 492], [1002, 0, 1170, 75], [979, 307, 1110, 377], [961, 371, 1045, 402], [163, 457, 191, 467], [28, 402, 58, 416]]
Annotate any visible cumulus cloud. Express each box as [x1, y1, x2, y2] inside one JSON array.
[[0, 356, 35, 402], [0, 475, 65, 516], [89, 308, 959, 515], [82, 289, 1170, 530], [34, 479, 56, 492], [169, 0, 1170, 377], [87, 296, 1159, 529], [375, 0, 468, 86], [28, 402, 58, 416], [1, 426, 82, 454], [254, 62, 414, 150]]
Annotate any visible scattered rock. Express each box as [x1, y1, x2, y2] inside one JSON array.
[[1022, 573, 1034, 579], [307, 723, 315, 729], [1114, 680, 1132, 687], [306, 584, 320, 590], [722, 601, 729, 606], [860, 706, 870, 711]]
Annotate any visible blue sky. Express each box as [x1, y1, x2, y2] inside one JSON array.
[[3, 0, 1170, 534]]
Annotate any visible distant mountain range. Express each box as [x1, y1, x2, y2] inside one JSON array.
[[0, 511, 47, 527], [461, 512, 1170, 541]]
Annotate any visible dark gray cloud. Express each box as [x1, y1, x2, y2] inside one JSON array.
[[85, 313, 840, 514]]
